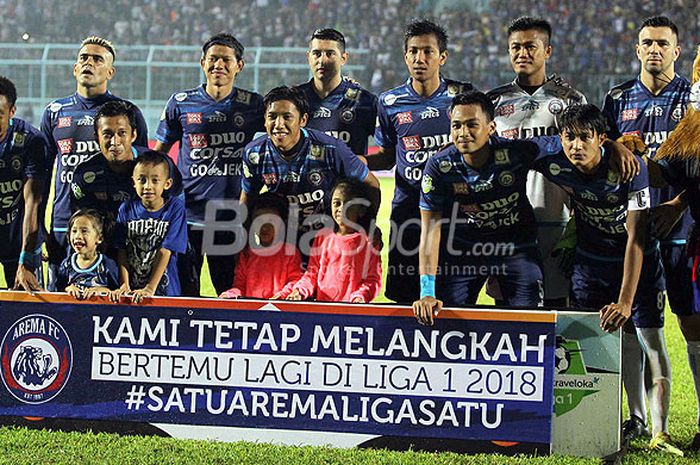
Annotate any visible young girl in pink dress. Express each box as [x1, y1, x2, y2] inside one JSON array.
[[287, 180, 381, 303]]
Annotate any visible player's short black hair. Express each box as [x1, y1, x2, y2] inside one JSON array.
[[559, 104, 608, 136], [94, 100, 137, 138], [507, 16, 552, 45], [134, 150, 172, 176], [638, 16, 679, 39], [202, 33, 244, 60], [80, 36, 116, 61], [253, 192, 289, 222], [310, 28, 346, 53], [0, 76, 17, 107], [404, 20, 448, 53], [263, 86, 309, 118], [450, 91, 495, 121]]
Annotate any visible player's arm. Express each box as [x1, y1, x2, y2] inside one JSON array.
[[110, 249, 131, 302], [131, 247, 172, 304], [413, 209, 443, 325], [14, 177, 44, 291], [152, 140, 174, 154], [366, 146, 396, 170], [600, 192, 649, 332]]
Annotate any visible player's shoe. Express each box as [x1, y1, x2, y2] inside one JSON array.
[[621, 415, 649, 442], [649, 432, 684, 456], [690, 432, 700, 452]]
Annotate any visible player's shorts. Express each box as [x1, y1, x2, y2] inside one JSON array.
[[385, 222, 420, 304], [660, 242, 694, 316], [570, 248, 666, 328], [437, 246, 543, 308]]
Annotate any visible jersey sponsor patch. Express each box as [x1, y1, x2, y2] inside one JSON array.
[[495, 104, 515, 117], [421, 174, 434, 194], [188, 134, 208, 149], [397, 111, 413, 125], [12, 133, 25, 148], [402, 136, 421, 150], [57, 117, 72, 128], [501, 128, 519, 139], [621, 109, 638, 121], [57, 138, 73, 154], [186, 113, 202, 125], [548, 99, 564, 115], [452, 182, 469, 194]]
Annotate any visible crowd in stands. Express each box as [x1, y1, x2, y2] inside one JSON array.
[[1, 0, 698, 99]]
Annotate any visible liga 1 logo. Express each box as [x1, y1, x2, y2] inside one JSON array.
[[0, 314, 72, 404]]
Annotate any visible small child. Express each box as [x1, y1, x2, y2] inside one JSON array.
[[220, 193, 302, 299], [111, 151, 187, 303], [287, 180, 381, 303], [57, 209, 119, 299]]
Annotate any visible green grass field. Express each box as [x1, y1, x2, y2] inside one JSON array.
[[0, 177, 698, 463]]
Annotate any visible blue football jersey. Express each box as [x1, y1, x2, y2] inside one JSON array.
[[242, 128, 369, 224], [55, 252, 119, 291], [419, 136, 561, 250], [115, 196, 188, 296], [40, 92, 148, 234], [297, 79, 377, 155], [155, 85, 264, 225], [534, 150, 652, 259], [602, 74, 691, 243], [0, 118, 51, 262], [375, 78, 475, 222]]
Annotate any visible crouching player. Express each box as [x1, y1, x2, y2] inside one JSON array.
[[534, 104, 678, 454], [412, 91, 565, 324]]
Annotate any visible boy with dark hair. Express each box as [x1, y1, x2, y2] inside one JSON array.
[[112, 151, 187, 302]]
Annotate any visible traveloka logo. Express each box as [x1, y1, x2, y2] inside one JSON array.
[[1, 314, 73, 404], [553, 336, 600, 416]]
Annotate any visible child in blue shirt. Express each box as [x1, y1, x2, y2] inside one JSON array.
[[112, 151, 187, 303]]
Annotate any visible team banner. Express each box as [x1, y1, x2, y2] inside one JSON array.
[[0, 292, 556, 453]]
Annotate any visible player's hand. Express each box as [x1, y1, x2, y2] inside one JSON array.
[[13, 265, 43, 293], [66, 284, 84, 300], [610, 137, 642, 182], [109, 283, 131, 303], [352, 296, 366, 303], [412, 296, 442, 326], [599, 301, 631, 332], [285, 289, 303, 300], [650, 201, 686, 239], [80, 287, 104, 300], [131, 286, 155, 304]]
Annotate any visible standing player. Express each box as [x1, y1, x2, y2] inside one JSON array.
[[487, 17, 586, 306], [296, 28, 377, 159], [0, 77, 50, 291], [602, 16, 687, 446], [241, 86, 380, 252], [154, 33, 264, 297], [41, 36, 148, 291], [369, 20, 475, 304], [537, 104, 679, 454]]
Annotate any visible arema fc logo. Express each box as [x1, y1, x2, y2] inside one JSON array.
[[1, 314, 72, 404]]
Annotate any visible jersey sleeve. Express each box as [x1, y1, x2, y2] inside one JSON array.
[[154, 96, 182, 146], [114, 202, 128, 250], [601, 93, 622, 141], [419, 156, 448, 212], [331, 141, 369, 182], [39, 106, 57, 162], [24, 131, 51, 181], [241, 143, 264, 194], [56, 258, 70, 291], [374, 100, 396, 149], [628, 156, 651, 211], [526, 136, 564, 164], [161, 198, 188, 254], [132, 104, 149, 146]]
